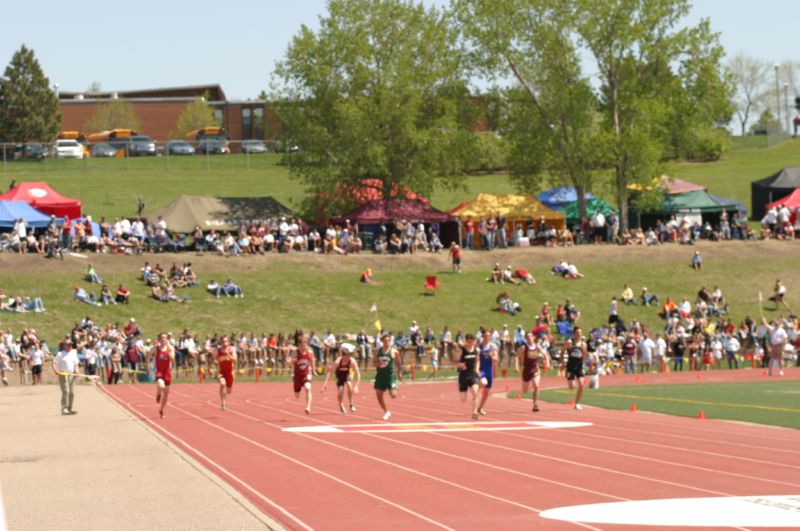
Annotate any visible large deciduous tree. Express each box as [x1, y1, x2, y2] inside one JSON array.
[[727, 53, 769, 136], [0, 45, 61, 142], [174, 95, 221, 138], [84, 99, 141, 134], [272, 0, 476, 217]]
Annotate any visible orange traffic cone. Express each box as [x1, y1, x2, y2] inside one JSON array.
[[568, 398, 575, 408], [255, 366, 261, 383], [631, 403, 637, 413], [516, 392, 522, 400], [698, 410, 705, 420]]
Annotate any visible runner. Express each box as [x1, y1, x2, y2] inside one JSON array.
[[322, 343, 361, 413], [292, 334, 316, 414], [565, 327, 588, 410], [517, 331, 548, 412], [477, 330, 498, 416], [456, 333, 481, 420], [374, 333, 402, 421], [216, 336, 236, 411], [153, 332, 175, 419]]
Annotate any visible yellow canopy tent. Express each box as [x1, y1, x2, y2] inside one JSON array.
[[450, 193, 565, 247]]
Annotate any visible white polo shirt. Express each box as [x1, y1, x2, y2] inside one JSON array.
[[54, 348, 79, 373]]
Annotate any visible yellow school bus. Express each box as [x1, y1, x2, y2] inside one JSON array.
[[86, 129, 138, 157]]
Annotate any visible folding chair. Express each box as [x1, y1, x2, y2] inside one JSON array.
[[424, 275, 441, 295]]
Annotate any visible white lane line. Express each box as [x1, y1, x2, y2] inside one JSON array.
[[107, 387, 310, 531], [282, 420, 592, 433], [0, 483, 7, 531], [155, 387, 454, 531]]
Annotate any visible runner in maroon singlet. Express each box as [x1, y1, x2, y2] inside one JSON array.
[[292, 335, 316, 414], [516, 332, 549, 412], [322, 343, 361, 414]]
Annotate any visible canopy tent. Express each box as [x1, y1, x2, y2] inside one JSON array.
[[0, 201, 52, 229], [661, 190, 738, 214], [708, 193, 747, 213], [752, 167, 800, 218], [628, 175, 706, 195], [146, 195, 300, 233], [765, 188, 800, 210], [0, 182, 82, 219], [332, 199, 458, 247], [537, 187, 596, 210], [562, 197, 618, 227], [312, 179, 429, 223]]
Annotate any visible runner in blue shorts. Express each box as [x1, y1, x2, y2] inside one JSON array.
[[477, 330, 498, 416]]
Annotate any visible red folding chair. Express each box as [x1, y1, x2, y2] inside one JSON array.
[[424, 275, 442, 294]]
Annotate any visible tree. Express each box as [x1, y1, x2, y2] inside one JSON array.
[[749, 108, 780, 134], [86, 81, 103, 94], [0, 44, 61, 142], [272, 0, 476, 217], [174, 95, 221, 138], [727, 53, 769, 136], [84, 99, 141, 133], [456, 0, 609, 222]]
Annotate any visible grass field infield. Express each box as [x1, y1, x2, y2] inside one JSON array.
[[526, 379, 800, 429]]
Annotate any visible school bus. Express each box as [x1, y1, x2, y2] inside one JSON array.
[[57, 131, 91, 158], [186, 126, 230, 154], [86, 129, 139, 157]]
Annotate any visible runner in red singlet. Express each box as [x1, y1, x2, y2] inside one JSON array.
[[153, 332, 175, 419], [217, 336, 236, 411], [322, 343, 361, 414], [291, 334, 316, 415]]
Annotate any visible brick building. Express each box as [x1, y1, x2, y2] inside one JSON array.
[[58, 84, 281, 146]]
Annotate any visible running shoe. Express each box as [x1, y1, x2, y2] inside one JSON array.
[[159, 410, 164, 419], [339, 404, 346, 414], [382, 411, 392, 421], [350, 405, 357, 412], [532, 404, 540, 412], [305, 407, 310, 415], [478, 409, 487, 416], [574, 404, 583, 410]]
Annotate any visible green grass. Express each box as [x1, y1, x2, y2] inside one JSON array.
[[533, 380, 800, 429]]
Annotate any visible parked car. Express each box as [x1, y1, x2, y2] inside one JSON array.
[[13, 143, 48, 160], [92, 143, 118, 158], [240, 139, 268, 154], [54, 139, 85, 159], [196, 139, 230, 155], [166, 140, 196, 156], [128, 135, 157, 156]]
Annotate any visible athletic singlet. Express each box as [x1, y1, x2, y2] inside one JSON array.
[[294, 349, 312, 377], [375, 347, 395, 376], [155, 344, 172, 375], [459, 347, 478, 373], [479, 344, 494, 375], [567, 341, 585, 371], [335, 357, 352, 382], [523, 342, 539, 370]]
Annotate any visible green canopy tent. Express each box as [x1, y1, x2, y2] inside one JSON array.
[[636, 190, 741, 228], [563, 197, 618, 227]]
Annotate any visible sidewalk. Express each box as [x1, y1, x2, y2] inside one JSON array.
[[0, 384, 279, 530]]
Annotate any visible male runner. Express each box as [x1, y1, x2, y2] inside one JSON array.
[[292, 334, 316, 414], [217, 336, 236, 411], [374, 333, 402, 421], [565, 327, 588, 410], [322, 343, 361, 413], [517, 331, 549, 412], [154, 332, 175, 419], [477, 330, 498, 416], [456, 333, 481, 420]]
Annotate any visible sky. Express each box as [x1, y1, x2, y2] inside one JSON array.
[[1, 0, 798, 100]]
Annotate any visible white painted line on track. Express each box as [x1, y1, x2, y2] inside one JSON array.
[[540, 495, 800, 527], [283, 420, 592, 433], [0, 483, 7, 531]]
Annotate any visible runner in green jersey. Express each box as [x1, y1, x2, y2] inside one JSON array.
[[374, 333, 402, 420]]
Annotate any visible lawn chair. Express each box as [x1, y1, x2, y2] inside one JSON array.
[[424, 276, 441, 295]]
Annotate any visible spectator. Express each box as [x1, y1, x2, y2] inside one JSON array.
[[100, 285, 116, 306], [512, 267, 536, 285], [115, 284, 130, 304], [691, 251, 703, 270], [84, 263, 103, 284], [768, 279, 790, 311], [74, 286, 99, 306], [360, 267, 374, 284], [52, 339, 80, 415], [496, 292, 520, 315], [621, 284, 635, 305], [640, 287, 659, 306]]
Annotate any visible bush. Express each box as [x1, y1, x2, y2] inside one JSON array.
[[684, 126, 729, 162], [469, 132, 508, 173]]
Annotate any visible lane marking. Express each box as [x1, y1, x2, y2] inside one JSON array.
[[0, 483, 6, 531], [284, 420, 592, 434], [540, 495, 800, 527], [104, 387, 310, 531], [148, 387, 454, 530]]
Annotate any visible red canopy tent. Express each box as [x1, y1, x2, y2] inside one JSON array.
[[766, 188, 800, 210], [0, 182, 82, 219], [332, 199, 452, 225]]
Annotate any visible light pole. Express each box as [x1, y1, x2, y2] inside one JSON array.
[[774, 64, 781, 131], [784, 82, 790, 134]]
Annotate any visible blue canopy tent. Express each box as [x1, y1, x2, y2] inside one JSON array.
[[708, 193, 747, 214], [537, 187, 596, 210], [0, 200, 51, 229]]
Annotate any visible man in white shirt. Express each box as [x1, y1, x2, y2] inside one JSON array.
[[52, 340, 81, 415], [763, 318, 787, 376], [638, 331, 656, 373], [654, 333, 668, 372]]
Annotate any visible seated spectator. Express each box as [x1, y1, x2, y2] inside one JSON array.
[[100, 284, 116, 306], [387, 233, 402, 254], [429, 232, 443, 252], [85, 263, 103, 284], [496, 291, 520, 315], [373, 233, 388, 254], [644, 228, 659, 245], [488, 263, 503, 283], [74, 286, 99, 306], [564, 298, 581, 322], [19, 296, 46, 313], [151, 283, 168, 303], [502, 266, 519, 285], [208, 279, 244, 298], [658, 297, 679, 319], [621, 283, 635, 305], [558, 227, 574, 247], [183, 263, 198, 286], [115, 284, 130, 304], [640, 287, 658, 306], [165, 281, 189, 303], [691, 251, 703, 270], [360, 267, 374, 284]]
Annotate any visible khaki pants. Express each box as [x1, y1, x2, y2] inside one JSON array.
[[58, 375, 75, 411]]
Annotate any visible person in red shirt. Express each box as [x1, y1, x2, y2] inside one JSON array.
[[60, 216, 72, 250], [154, 332, 175, 419], [322, 343, 361, 414], [449, 242, 462, 273], [291, 334, 316, 415], [217, 336, 237, 411]]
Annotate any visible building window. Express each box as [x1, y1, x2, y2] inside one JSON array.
[[242, 108, 252, 128], [213, 109, 223, 123]]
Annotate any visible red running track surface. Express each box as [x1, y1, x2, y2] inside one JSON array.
[[103, 369, 800, 530]]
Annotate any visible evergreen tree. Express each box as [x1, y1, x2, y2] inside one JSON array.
[[0, 44, 61, 142]]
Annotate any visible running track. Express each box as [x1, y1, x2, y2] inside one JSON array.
[[103, 371, 800, 530]]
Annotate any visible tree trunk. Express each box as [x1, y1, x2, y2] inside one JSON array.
[[576, 183, 587, 224]]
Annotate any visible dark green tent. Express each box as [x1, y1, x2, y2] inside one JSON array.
[[563, 197, 618, 227], [660, 190, 738, 213]]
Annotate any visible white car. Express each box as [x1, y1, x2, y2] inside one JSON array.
[[55, 139, 85, 159]]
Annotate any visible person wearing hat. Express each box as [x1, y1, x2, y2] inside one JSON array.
[[502, 265, 520, 285], [640, 287, 659, 307], [52, 340, 81, 415], [322, 343, 361, 413]]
